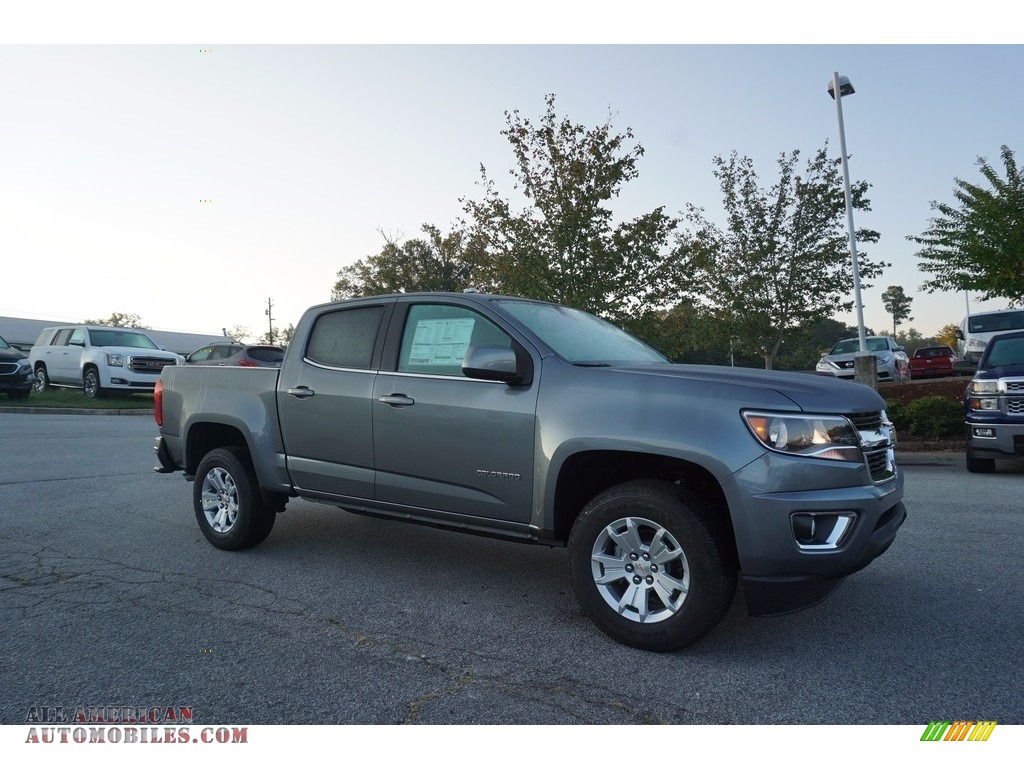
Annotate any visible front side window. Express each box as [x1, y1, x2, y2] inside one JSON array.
[[398, 304, 512, 377], [189, 347, 214, 362], [305, 306, 385, 369]]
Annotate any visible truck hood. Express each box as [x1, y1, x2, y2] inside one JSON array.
[[0, 348, 28, 363], [974, 363, 1024, 380], [611, 363, 886, 413]]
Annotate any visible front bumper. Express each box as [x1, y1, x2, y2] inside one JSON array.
[[722, 451, 906, 617], [964, 418, 1024, 459]]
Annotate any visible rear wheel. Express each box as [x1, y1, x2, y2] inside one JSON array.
[[568, 480, 736, 652], [193, 446, 276, 550]]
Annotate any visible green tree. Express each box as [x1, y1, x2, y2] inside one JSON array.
[[224, 325, 251, 343], [332, 225, 478, 300], [461, 93, 677, 322], [672, 146, 887, 369], [936, 322, 959, 349], [881, 285, 913, 336], [910, 145, 1024, 304], [81, 312, 148, 329]]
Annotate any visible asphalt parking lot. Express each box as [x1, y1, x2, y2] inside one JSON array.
[[0, 413, 1021, 727]]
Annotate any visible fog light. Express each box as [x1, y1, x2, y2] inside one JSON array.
[[111, 377, 128, 385], [791, 512, 856, 550], [972, 427, 997, 439]]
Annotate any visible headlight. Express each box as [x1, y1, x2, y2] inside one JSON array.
[[106, 353, 124, 367], [970, 380, 998, 394], [742, 411, 862, 461], [968, 397, 999, 411], [16, 360, 32, 374]]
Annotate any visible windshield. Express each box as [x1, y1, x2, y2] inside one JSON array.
[[984, 336, 1024, 368], [0, 336, 10, 350], [831, 338, 889, 355], [88, 329, 159, 349], [968, 310, 1024, 334], [495, 300, 667, 364]]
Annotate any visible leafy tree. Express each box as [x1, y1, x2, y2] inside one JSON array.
[[672, 146, 887, 369], [936, 322, 959, 349], [910, 145, 1024, 304], [332, 225, 478, 300], [881, 285, 913, 336], [81, 312, 148, 329], [224, 325, 251, 343], [461, 93, 677, 322], [895, 327, 927, 352], [258, 323, 294, 346]]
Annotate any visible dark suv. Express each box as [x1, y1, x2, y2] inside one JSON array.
[[0, 334, 34, 399]]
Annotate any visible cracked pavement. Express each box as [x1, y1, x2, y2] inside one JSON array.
[[1, 413, 1022, 725]]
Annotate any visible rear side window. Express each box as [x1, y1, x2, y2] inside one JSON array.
[[305, 306, 385, 370], [249, 348, 285, 363]]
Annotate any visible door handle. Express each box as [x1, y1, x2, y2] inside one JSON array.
[[286, 387, 316, 399], [378, 394, 415, 407]]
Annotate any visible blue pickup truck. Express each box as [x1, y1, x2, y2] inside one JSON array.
[[153, 292, 906, 651], [960, 329, 1024, 473]]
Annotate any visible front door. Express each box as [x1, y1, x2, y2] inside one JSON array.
[[372, 302, 538, 524]]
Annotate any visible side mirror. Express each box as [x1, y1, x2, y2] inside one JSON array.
[[462, 345, 531, 385], [952, 360, 976, 374], [895, 345, 905, 352], [955, 329, 964, 340]]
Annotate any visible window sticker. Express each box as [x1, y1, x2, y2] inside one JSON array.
[[407, 318, 476, 366]]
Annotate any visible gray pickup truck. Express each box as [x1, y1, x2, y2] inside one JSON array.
[[154, 292, 906, 651]]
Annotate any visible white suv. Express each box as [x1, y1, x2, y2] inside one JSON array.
[[29, 325, 183, 398]]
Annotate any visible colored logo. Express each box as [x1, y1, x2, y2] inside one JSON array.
[[921, 721, 996, 742]]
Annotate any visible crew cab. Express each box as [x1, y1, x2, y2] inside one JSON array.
[[153, 292, 907, 651], [961, 329, 1024, 473], [30, 325, 182, 398]]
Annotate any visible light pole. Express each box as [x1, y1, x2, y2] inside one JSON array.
[[828, 72, 877, 386], [828, 72, 867, 353]]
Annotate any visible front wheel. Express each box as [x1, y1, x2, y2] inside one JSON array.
[[966, 453, 995, 474], [33, 365, 49, 393], [568, 480, 737, 652], [193, 446, 276, 550], [83, 367, 104, 399]]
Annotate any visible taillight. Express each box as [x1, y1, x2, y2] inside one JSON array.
[[239, 360, 258, 367], [154, 379, 163, 426]]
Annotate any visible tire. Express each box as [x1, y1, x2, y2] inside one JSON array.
[[193, 446, 275, 550], [966, 454, 995, 474], [33, 365, 49, 394], [568, 479, 737, 652], [83, 367, 104, 399]]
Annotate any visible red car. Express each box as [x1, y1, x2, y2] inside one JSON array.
[[908, 346, 960, 379]]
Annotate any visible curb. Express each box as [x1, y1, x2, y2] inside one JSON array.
[[0, 407, 152, 416]]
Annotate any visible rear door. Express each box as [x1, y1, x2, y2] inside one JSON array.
[[277, 301, 392, 499], [372, 299, 539, 524]]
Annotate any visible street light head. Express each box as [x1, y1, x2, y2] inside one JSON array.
[[827, 74, 855, 99]]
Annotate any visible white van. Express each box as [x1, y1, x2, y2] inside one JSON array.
[[956, 308, 1024, 363]]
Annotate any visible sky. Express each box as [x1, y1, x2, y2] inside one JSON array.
[[1, 6, 1021, 346]]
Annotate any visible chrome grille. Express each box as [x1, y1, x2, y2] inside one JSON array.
[[0, 363, 17, 375], [847, 411, 883, 431], [847, 410, 895, 483], [1008, 397, 1024, 415], [128, 356, 176, 373], [1005, 380, 1024, 392]]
